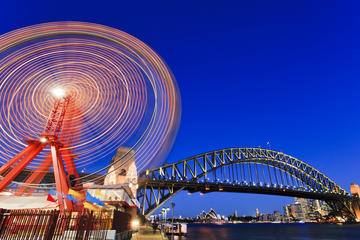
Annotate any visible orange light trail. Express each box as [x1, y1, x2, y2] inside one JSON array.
[[0, 22, 181, 184]]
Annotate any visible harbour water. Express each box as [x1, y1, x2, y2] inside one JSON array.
[[178, 223, 360, 240]]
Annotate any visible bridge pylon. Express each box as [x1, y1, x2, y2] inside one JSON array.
[[350, 183, 360, 222]]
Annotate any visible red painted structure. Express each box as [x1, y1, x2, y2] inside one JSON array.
[[0, 92, 80, 211]]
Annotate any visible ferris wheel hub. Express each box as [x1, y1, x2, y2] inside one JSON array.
[[51, 87, 67, 98]]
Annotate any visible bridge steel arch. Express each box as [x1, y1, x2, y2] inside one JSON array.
[[137, 148, 357, 221]]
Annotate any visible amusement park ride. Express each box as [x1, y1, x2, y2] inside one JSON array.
[[0, 21, 181, 213], [0, 88, 79, 211]]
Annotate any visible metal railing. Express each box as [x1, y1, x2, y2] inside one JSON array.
[[0, 208, 116, 240]]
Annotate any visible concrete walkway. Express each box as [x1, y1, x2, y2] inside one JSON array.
[[131, 226, 167, 240]]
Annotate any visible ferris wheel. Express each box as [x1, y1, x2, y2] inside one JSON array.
[[0, 21, 181, 210]]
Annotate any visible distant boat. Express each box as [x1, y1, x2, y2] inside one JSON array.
[[162, 223, 187, 236]]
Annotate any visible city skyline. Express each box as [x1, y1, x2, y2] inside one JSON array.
[[1, 0, 360, 217], [157, 196, 331, 223]]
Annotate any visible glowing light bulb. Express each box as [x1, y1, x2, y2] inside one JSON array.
[[40, 137, 48, 143], [51, 87, 66, 98], [131, 219, 140, 229]]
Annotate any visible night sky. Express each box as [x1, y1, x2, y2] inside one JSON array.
[[1, 0, 360, 217]]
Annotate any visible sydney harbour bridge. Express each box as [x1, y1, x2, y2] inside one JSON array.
[[137, 147, 360, 222]]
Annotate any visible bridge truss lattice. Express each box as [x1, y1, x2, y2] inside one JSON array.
[[137, 148, 357, 221]]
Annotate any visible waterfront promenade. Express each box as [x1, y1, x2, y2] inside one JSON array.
[[131, 226, 167, 240]]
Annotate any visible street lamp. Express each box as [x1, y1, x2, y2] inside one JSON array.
[[171, 201, 175, 238], [162, 207, 170, 223]]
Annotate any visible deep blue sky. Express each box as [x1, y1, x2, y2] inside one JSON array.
[[1, 0, 360, 217]]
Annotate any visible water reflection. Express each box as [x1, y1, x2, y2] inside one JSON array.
[[181, 223, 360, 240]]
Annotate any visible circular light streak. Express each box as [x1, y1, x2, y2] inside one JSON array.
[[0, 22, 181, 185]]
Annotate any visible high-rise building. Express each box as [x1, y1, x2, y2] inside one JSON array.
[[234, 210, 238, 218], [284, 202, 305, 222], [283, 205, 291, 222], [320, 201, 331, 216], [294, 197, 309, 221], [273, 211, 281, 222], [292, 203, 306, 221], [255, 208, 260, 217], [294, 198, 308, 215], [313, 200, 321, 210], [307, 199, 323, 220]]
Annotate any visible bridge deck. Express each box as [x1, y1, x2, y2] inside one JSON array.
[[139, 178, 352, 201]]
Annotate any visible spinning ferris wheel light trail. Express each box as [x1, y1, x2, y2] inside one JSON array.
[[0, 21, 181, 210]]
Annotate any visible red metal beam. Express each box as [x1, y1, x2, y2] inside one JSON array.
[[0, 95, 83, 212], [14, 154, 53, 196], [0, 144, 45, 192], [0, 144, 37, 175], [61, 147, 79, 179], [50, 144, 73, 211]]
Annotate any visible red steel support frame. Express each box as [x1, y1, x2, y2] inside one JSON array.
[[0, 144, 38, 175], [0, 93, 80, 211], [15, 154, 53, 196], [0, 143, 46, 192], [62, 148, 79, 179], [60, 99, 80, 180], [51, 143, 73, 211]]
